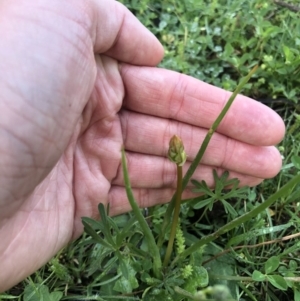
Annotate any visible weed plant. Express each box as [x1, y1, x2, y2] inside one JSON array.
[[2, 0, 300, 301]]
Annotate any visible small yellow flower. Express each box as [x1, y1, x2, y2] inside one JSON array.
[[168, 135, 187, 166]]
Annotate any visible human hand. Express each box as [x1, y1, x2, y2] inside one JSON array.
[[0, 0, 285, 291]]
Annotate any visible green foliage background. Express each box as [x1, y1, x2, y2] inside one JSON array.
[[120, 0, 300, 102]]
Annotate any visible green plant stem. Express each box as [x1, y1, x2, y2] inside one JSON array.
[[174, 286, 198, 300], [171, 173, 300, 265], [211, 274, 300, 282], [157, 65, 258, 248], [121, 148, 162, 279], [163, 165, 182, 268]]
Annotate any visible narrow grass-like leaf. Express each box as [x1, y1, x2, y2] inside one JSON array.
[[193, 198, 213, 210], [105, 216, 120, 234], [97, 203, 117, 247], [116, 216, 138, 246], [121, 148, 162, 278], [281, 239, 300, 256], [238, 283, 258, 301], [220, 170, 229, 181], [98, 204, 121, 236], [81, 216, 104, 231], [226, 222, 293, 247], [214, 170, 224, 195], [191, 179, 215, 196], [95, 273, 122, 286], [63, 295, 137, 300], [98, 203, 109, 226], [82, 218, 114, 249], [221, 200, 238, 217]]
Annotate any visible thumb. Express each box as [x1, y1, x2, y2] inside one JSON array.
[[87, 0, 164, 65]]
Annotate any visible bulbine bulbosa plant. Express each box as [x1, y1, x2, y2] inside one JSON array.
[[82, 65, 300, 299], [163, 135, 186, 268]]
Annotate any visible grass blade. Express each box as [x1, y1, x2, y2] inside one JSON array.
[[121, 148, 162, 278]]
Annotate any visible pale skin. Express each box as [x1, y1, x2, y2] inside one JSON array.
[[0, 0, 285, 292]]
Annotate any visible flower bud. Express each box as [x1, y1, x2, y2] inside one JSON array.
[[168, 135, 187, 166]]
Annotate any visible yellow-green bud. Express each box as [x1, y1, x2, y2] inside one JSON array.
[[182, 264, 193, 279], [168, 135, 187, 166]]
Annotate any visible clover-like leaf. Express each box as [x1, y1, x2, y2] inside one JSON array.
[[267, 275, 288, 291], [265, 256, 280, 274]]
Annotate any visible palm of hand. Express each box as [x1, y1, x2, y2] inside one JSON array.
[[0, 53, 126, 288]]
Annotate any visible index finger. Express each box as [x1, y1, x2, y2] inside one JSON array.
[[120, 65, 285, 146]]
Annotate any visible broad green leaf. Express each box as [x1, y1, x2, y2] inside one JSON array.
[[295, 290, 300, 301], [284, 271, 296, 288], [116, 251, 129, 279], [223, 42, 234, 57], [24, 284, 62, 301], [289, 260, 298, 269], [48, 292, 63, 301], [265, 256, 280, 274], [204, 243, 238, 300], [291, 155, 300, 170], [113, 259, 139, 293], [267, 275, 288, 291], [193, 266, 209, 287], [282, 44, 294, 64], [252, 270, 265, 282]]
